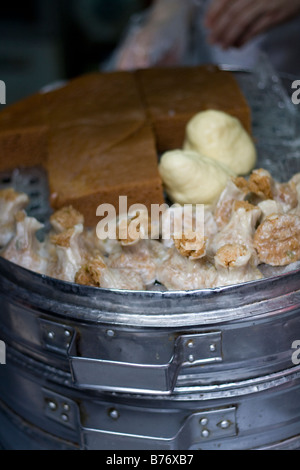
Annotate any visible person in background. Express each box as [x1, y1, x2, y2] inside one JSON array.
[[206, 0, 300, 50], [110, 0, 195, 70], [111, 0, 300, 76], [205, 0, 300, 75]]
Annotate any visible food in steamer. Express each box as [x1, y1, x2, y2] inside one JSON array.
[[1, 167, 300, 291], [183, 110, 257, 176], [0, 66, 299, 290], [158, 109, 257, 206], [0, 66, 251, 227]]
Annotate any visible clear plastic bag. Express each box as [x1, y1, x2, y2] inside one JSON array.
[[104, 0, 196, 71]]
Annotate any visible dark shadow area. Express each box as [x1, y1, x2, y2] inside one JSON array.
[[0, 0, 150, 104]]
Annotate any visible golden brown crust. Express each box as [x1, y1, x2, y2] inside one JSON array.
[[234, 171, 274, 200], [75, 257, 106, 287], [216, 244, 248, 268], [248, 171, 274, 200], [254, 214, 300, 266], [50, 228, 75, 248], [233, 200, 257, 212], [0, 188, 20, 202], [75, 265, 96, 287], [50, 206, 84, 230], [234, 177, 249, 193], [173, 233, 206, 260]]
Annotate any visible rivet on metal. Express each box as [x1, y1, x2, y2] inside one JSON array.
[[219, 420, 231, 430], [47, 331, 55, 340], [200, 418, 208, 426], [187, 340, 194, 348], [188, 354, 194, 363], [63, 403, 70, 412], [64, 330, 71, 338], [109, 409, 119, 420], [209, 343, 216, 352], [48, 401, 57, 411], [201, 429, 210, 438], [61, 414, 69, 422], [106, 329, 115, 338]]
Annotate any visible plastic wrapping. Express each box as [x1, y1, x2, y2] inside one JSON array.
[[104, 0, 197, 71], [233, 52, 300, 183]]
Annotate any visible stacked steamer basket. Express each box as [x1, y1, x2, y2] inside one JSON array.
[[1, 259, 300, 450], [0, 66, 300, 450]]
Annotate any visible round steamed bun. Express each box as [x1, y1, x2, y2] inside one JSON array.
[[183, 110, 257, 175], [158, 149, 234, 205]]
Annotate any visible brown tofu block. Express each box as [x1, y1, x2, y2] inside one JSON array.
[[0, 92, 48, 132], [0, 127, 48, 172], [0, 71, 147, 171], [48, 122, 164, 227], [136, 65, 252, 152], [0, 92, 49, 171], [45, 71, 147, 128]]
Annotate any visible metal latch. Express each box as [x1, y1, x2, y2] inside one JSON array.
[[39, 319, 223, 394], [81, 406, 237, 450]]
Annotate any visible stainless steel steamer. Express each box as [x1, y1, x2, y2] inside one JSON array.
[[0, 68, 300, 450], [0, 257, 300, 450]]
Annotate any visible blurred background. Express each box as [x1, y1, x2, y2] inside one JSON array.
[[1, 0, 300, 106], [0, 0, 150, 105]]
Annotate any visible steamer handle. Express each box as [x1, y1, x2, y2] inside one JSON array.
[[69, 331, 222, 394], [81, 406, 237, 450]]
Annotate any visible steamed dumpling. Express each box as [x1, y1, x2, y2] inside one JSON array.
[[158, 149, 234, 205], [184, 110, 257, 175]]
